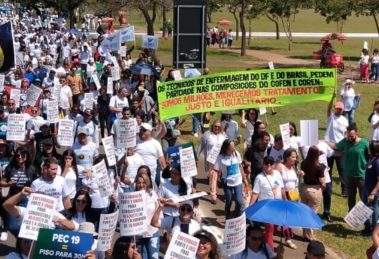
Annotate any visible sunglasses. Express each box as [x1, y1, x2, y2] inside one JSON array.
[[16, 154, 26, 158], [180, 206, 193, 213], [76, 199, 87, 205], [8, 103, 15, 105]]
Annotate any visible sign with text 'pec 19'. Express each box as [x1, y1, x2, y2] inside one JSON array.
[[33, 228, 93, 258], [157, 68, 337, 120]]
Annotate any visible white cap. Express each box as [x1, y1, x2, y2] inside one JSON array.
[[140, 123, 152, 131]]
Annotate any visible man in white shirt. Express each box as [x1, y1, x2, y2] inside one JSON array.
[[58, 75, 73, 115], [73, 129, 99, 169], [42, 69, 59, 89]]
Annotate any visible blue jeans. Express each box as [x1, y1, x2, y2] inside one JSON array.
[[343, 110, 355, 124], [362, 188, 379, 233], [136, 231, 160, 259], [372, 63, 379, 81], [192, 114, 201, 134], [323, 182, 332, 216], [222, 180, 243, 219]]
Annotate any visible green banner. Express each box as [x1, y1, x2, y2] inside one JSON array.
[[157, 68, 337, 120]]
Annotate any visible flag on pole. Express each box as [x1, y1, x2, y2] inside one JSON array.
[[100, 30, 121, 54], [0, 22, 15, 73]]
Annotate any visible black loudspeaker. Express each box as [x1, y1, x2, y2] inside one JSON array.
[[173, 0, 206, 69]]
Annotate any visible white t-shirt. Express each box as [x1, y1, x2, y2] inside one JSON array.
[[160, 216, 200, 237], [371, 113, 379, 141], [63, 165, 85, 199], [81, 174, 110, 209], [59, 85, 73, 109], [234, 246, 276, 259], [109, 95, 129, 119], [253, 170, 284, 201], [125, 153, 145, 183], [136, 138, 164, 176], [31, 175, 68, 212], [278, 164, 298, 192], [340, 86, 355, 112], [214, 151, 243, 187], [243, 120, 255, 144], [159, 181, 190, 216], [324, 114, 348, 143], [76, 121, 99, 146], [288, 135, 303, 154], [73, 142, 99, 169]]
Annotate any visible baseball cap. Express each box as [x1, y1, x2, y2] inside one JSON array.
[[335, 101, 344, 110], [307, 240, 326, 256], [140, 123, 152, 131], [77, 128, 88, 136]]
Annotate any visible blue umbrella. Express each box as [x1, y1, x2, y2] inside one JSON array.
[[245, 199, 324, 229], [129, 63, 158, 76]]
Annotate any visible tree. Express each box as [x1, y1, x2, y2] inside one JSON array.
[[228, 5, 240, 40], [355, 0, 379, 35], [314, 0, 353, 33], [207, 0, 222, 23], [246, 0, 268, 45]]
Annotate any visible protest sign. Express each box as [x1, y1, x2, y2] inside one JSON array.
[[206, 142, 222, 165], [19, 193, 57, 240], [101, 31, 121, 52], [120, 26, 135, 43], [107, 77, 113, 94], [344, 201, 373, 230], [164, 231, 200, 259], [280, 123, 291, 150], [167, 142, 197, 168], [179, 146, 197, 178], [111, 66, 120, 81], [102, 136, 117, 167], [26, 84, 42, 106], [10, 88, 21, 107], [92, 160, 113, 198], [223, 213, 246, 256], [259, 107, 267, 115], [172, 70, 182, 80], [84, 93, 93, 110], [300, 120, 319, 146], [171, 191, 208, 203], [141, 35, 159, 50], [33, 228, 93, 258], [119, 45, 127, 57], [116, 119, 136, 149], [92, 74, 101, 90], [0, 74, 4, 92], [47, 100, 59, 123], [97, 210, 119, 251], [6, 114, 26, 141], [50, 85, 61, 101], [157, 68, 337, 120], [119, 191, 147, 236], [57, 119, 74, 146]]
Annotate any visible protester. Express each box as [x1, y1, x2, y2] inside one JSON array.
[[241, 108, 260, 151], [194, 230, 221, 259], [107, 236, 142, 259], [340, 79, 358, 124]]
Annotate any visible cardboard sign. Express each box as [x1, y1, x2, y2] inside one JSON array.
[[26, 84, 42, 106], [102, 136, 117, 167], [107, 77, 113, 94], [19, 193, 57, 240], [92, 74, 101, 90], [344, 201, 373, 230], [141, 35, 159, 50], [6, 114, 26, 141], [84, 93, 93, 110], [179, 146, 197, 178], [46, 100, 59, 123], [50, 85, 61, 101], [116, 119, 136, 149], [97, 210, 119, 251], [280, 123, 291, 150], [119, 45, 127, 57], [92, 160, 113, 198], [119, 191, 147, 236], [57, 119, 74, 146], [164, 231, 200, 259], [300, 120, 318, 146], [223, 213, 246, 256], [206, 142, 222, 165], [111, 66, 120, 81], [33, 228, 93, 258], [167, 142, 197, 169], [10, 88, 21, 107]]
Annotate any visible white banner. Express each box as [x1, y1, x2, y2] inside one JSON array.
[[179, 146, 197, 178], [101, 31, 121, 52], [57, 119, 74, 146], [120, 26, 135, 43], [19, 193, 57, 240], [6, 114, 26, 141], [116, 119, 136, 149], [141, 35, 159, 50], [223, 213, 246, 256], [92, 160, 113, 198], [102, 136, 116, 167], [46, 100, 59, 123], [344, 201, 373, 230], [26, 84, 42, 106], [119, 191, 147, 236], [164, 231, 200, 259], [10, 88, 21, 107], [97, 210, 119, 251]]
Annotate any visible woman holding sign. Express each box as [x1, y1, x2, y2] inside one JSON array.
[[213, 139, 249, 219]]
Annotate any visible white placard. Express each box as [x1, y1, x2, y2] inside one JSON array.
[[119, 46, 127, 57], [6, 114, 26, 141], [107, 77, 113, 94], [171, 191, 208, 203], [97, 210, 119, 251], [116, 119, 136, 149], [14, 80, 21, 89], [300, 120, 319, 147], [57, 119, 74, 146], [268, 61, 275, 70], [26, 84, 42, 106], [111, 66, 120, 81], [92, 160, 113, 198], [223, 213, 246, 256], [344, 201, 373, 230], [172, 70, 182, 80], [179, 146, 197, 178], [164, 231, 200, 259], [10, 88, 21, 107], [84, 93, 93, 110], [119, 191, 147, 236], [102, 136, 116, 167], [50, 84, 61, 101], [206, 142, 222, 165], [120, 26, 135, 43], [46, 100, 59, 123], [141, 35, 159, 50], [259, 107, 267, 115], [0, 74, 4, 92], [92, 74, 101, 90], [19, 193, 57, 240], [280, 123, 291, 150]]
